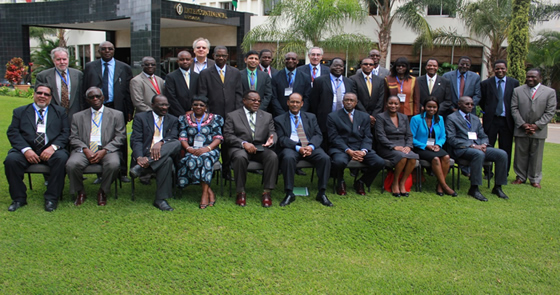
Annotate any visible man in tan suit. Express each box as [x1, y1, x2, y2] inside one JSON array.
[[66, 87, 126, 206], [130, 56, 165, 114], [511, 68, 557, 188]]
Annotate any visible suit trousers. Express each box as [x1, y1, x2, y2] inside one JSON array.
[[66, 151, 121, 194], [486, 116, 513, 173], [4, 149, 69, 202], [231, 147, 278, 193], [513, 137, 545, 184], [279, 147, 330, 192], [458, 147, 508, 186], [331, 150, 385, 186], [146, 140, 181, 200]]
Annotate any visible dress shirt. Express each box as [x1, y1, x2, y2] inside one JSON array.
[[289, 111, 315, 152], [310, 63, 321, 77], [21, 103, 50, 154], [102, 58, 115, 102], [285, 68, 297, 87], [456, 70, 467, 97], [215, 64, 226, 76], [179, 68, 191, 87], [193, 57, 208, 73], [152, 111, 165, 137], [372, 66, 379, 76], [241, 106, 255, 147], [247, 68, 258, 89], [495, 76, 507, 116], [91, 105, 105, 135], [55, 68, 72, 101], [330, 73, 346, 110], [426, 74, 438, 88]]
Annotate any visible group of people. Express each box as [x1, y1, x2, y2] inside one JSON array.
[[4, 39, 557, 212]]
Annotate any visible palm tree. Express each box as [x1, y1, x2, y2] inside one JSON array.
[[527, 31, 560, 86]]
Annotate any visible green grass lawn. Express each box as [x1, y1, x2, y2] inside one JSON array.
[[1, 95, 559, 294]]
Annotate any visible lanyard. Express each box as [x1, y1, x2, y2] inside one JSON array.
[[330, 76, 342, 94], [194, 58, 207, 72], [155, 117, 164, 134], [395, 76, 404, 93], [196, 113, 206, 133], [56, 70, 69, 86], [291, 114, 301, 128], [463, 115, 471, 129], [92, 112, 103, 128], [33, 105, 48, 122]]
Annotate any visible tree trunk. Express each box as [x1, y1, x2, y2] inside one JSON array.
[[378, 26, 391, 68]]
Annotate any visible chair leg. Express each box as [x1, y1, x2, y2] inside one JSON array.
[[380, 167, 386, 193], [28, 173, 33, 190], [310, 168, 315, 183], [451, 165, 455, 191], [131, 177, 135, 201]]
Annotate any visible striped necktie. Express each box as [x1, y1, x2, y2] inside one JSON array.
[[295, 115, 308, 147], [90, 110, 100, 152]]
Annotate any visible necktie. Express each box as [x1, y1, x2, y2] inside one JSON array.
[[249, 112, 256, 138], [60, 71, 69, 110], [428, 78, 434, 94], [531, 87, 537, 99], [294, 115, 308, 147], [288, 71, 293, 87], [185, 71, 190, 89], [249, 71, 256, 90], [366, 76, 372, 96], [335, 78, 343, 110], [102, 62, 109, 101], [312, 66, 317, 82], [34, 109, 45, 151], [152, 116, 162, 148], [495, 79, 504, 116], [465, 113, 470, 123], [90, 110, 100, 152], [150, 76, 161, 94], [219, 69, 225, 83], [459, 74, 465, 97]]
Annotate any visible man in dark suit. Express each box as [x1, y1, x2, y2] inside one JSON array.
[[417, 58, 454, 117], [5, 84, 70, 212], [445, 96, 509, 202], [165, 51, 199, 117], [442, 56, 481, 111], [479, 60, 520, 176], [241, 50, 272, 111], [326, 92, 385, 196], [83, 41, 133, 183], [350, 57, 385, 125], [35, 47, 84, 124], [66, 87, 126, 206], [310, 58, 357, 145], [297, 47, 330, 85], [356, 49, 390, 79], [129, 94, 181, 211], [190, 37, 215, 74], [130, 56, 166, 114], [270, 52, 312, 117], [274, 93, 332, 207], [223, 91, 278, 208], [258, 49, 279, 78]]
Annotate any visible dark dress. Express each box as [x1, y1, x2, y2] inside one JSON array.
[[375, 111, 419, 165], [177, 113, 224, 187]]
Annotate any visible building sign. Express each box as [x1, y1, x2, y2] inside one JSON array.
[[175, 3, 228, 21]]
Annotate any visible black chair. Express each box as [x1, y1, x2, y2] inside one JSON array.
[[453, 158, 493, 190], [417, 158, 456, 192], [331, 160, 371, 193]]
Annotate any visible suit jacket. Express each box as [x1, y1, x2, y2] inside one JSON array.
[[417, 74, 454, 117], [297, 63, 330, 81], [479, 76, 520, 135], [375, 111, 414, 150], [189, 58, 216, 73], [165, 68, 199, 117], [69, 107, 126, 153], [410, 113, 446, 150], [223, 108, 277, 152], [258, 65, 279, 78], [309, 74, 357, 134], [130, 73, 166, 113], [240, 69, 272, 111], [511, 84, 557, 139], [36, 67, 84, 123], [356, 66, 390, 79], [83, 59, 133, 120], [274, 111, 323, 150], [7, 103, 70, 152], [349, 72, 384, 117], [198, 64, 243, 118], [270, 68, 312, 116], [442, 70, 481, 108], [130, 111, 179, 160], [445, 111, 489, 158], [326, 109, 372, 154]]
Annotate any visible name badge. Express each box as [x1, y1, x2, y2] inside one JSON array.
[[37, 123, 46, 133], [284, 88, 293, 96], [397, 93, 406, 102], [468, 132, 478, 140], [427, 138, 435, 146], [290, 133, 299, 142], [193, 133, 205, 148], [90, 135, 101, 142]]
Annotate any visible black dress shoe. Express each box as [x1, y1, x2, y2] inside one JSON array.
[[468, 187, 488, 202], [93, 177, 102, 184], [491, 187, 509, 199], [295, 168, 307, 176], [279, 193, 296, 207], [44, 201, 57, 212], [401, 192, 410, 197], [129, 165, 144, 178], [153, 200, 174, 211], [392, 192, 400, 198], [8, 201, 27, 212], [436, 190, 444, 196], [316, 194, 333, 207]]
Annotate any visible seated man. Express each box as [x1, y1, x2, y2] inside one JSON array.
[[66, 87, 126, 206], [129, 94, 181, 211], [327, 92, 385, 196], [274, 93, 332, 207], [5, 84, 69, 212], [446, 96, 509, 201], [224, 90, 278, 207]]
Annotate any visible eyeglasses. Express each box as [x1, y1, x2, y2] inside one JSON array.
[[192, 103, 206, 107], [36, 91, 52, 97], [143, 63, 156, 67], [285, 57, 297, 61], [362, 63, 375, 66], [100, 47, 114, 51], [87, 95, 103, 100]]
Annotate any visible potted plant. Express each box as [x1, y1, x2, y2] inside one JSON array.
[[5, 57, 30, 91]]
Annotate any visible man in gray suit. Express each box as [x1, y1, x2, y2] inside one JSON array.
[[446, 96, 509, 202], [66, 87, 126, 206], [442, 56, 481, 111], [36, 47, 84, 124], [130, 56, 166, 114], [511, 69, 557, 188], [356, 49, 390, 79]]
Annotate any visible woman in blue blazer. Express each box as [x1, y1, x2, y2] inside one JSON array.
[[410, 97, 457, 196]]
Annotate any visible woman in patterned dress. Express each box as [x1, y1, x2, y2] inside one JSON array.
[[385, 57, 420, 117]]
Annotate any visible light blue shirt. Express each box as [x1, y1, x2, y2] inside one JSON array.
[[289, 111, 314, 152], [495, 76, 507, 117], [215, 64, 226, 77], [330, 73, 346, 111], [102, 58, 115, 103], [285, 68, 297, 87], [456, 70, 467, 98]]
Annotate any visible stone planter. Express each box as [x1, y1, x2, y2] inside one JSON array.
[[14, 84, 30, 92]]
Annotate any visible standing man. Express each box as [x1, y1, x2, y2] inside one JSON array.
[[350, 57, 385, 125], [35, 47, 84, 124], [275, 93, 332, 207], [479, 60, 520, 175], [270, 52, 312, 117], [297, 47, 330, 84], [5, 84, 69, 212], [417, 58, 454, 117], [258, 49, 279, 78], [83, 41, 133, 183], [190, 37, 215, 74], [129, 94, 181, 211], [66, 87, 126, 206], [443, 56, 481, 112], [165, 50, 199, 117], [130, 56, 166, 113], [356, 49, 390, 79], [511, 69, 557, 189], [241, 50, 272, 111], [223, 91, 278, 208]]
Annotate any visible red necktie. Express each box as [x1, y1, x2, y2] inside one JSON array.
[[459, 74, 465, 97], [312, 66, 317, 82]]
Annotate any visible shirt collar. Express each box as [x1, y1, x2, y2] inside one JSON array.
[[91, 105, 105, 114], [459, 109, 468, 118], [215, 64, 226, 73], [362, 72, 372, 79], [330, 73, 342, 80], [289, 111, 301, 119], [494, 76, 506, 83], [243, 106, 255, 115], [194, 57, 207, 64], [152, 111, 163, 122], [457, 70, 466, 77], [427, 73, 438, 80], [179, 68, 190, 75], [102, 58, 115, 66], [343, 108, 354, 116], [285, 68, 297, 75]]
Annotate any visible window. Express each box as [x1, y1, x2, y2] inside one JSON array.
[[427, 1, 451, 16], [264, 0, 281, 15], [369, 0, 384, 16], [221, 2, 234, 10]]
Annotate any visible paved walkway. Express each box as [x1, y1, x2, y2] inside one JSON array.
[[547, 123, 560, 144]]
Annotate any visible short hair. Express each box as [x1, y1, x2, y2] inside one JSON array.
[[50, 47, 69, 60], [331, 57, 345, 65], [343, 92, 358, 100], [142, 56, 155, 64], [387, 95, 400, 103], [493, 59, 507, 68], [288, 92, 303, 100], [284, 52, 297, 58], [192, 96, 209, 104], [177, 51, 191, 58], [426, 58, 439, 65], [423, 96, 440, 123], [35, 83, 53, 94], [243, 90, 259, 100], [85, 86, 103, 98], [192, 37, 210, 49], [458, 96, 473, 104], [245, 50, 259, 59], [458, 56, 472, 63], [528, 68, 542, 76], [390, 57, 411, 78], [151, 94, 167, 104], [213, 46, 228, 54], [259, 49, 272, 58], [308, 47, 324, 55]]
